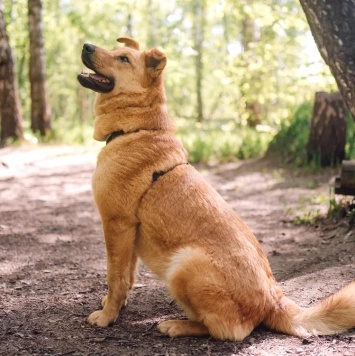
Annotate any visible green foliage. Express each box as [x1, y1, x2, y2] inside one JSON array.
[[266, 102, 312, 165], [345, 112, 355, 159], [328, 198, 355, 223], [328, 198, 346, 220], [291, 193, 329, 225], [293, 209, 321, 225], [3, 0, 338, 157], [177, 119, 273, 163], [267, 102, 355, 167]]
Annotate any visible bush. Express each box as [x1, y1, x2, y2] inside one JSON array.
[[177, 119, 274, 164], [345, 111, 355, 159], [266, 102, 312, 166], [267, 102, 355, 166]]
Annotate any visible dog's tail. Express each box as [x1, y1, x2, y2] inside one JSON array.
[[264, 281, 355, 337]]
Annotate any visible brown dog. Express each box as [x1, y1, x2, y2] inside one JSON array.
[[77, 37, 355, 341]]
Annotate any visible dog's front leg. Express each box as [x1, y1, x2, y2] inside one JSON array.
[[88, 218, 136, 327]]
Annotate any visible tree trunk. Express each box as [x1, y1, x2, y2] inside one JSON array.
[[146, 0, 156, 48], [307, 92, 347, 167], [300, 0, 355, 120], [241, 0, 262, 127], [28, 0, 51, 136], [192, 0, 205, 122], [126, 13, 133, 38], [0, 0, 23, 145]]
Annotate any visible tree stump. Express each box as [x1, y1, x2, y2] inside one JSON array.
[[306, 92, 347, 167]]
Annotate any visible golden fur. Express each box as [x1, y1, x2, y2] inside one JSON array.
[[77, 37, 355, 341]]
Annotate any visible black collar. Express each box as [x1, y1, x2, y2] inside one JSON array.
[[106, 129, 147, 145], [106, 129, 161, 145], [105, 130, 125, 145]]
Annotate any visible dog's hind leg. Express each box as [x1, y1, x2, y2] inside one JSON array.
[[160, 247, 258, 341], [129, 252, 139, 290], [87, 218, 137, 327]]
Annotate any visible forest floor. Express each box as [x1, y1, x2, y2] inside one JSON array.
[[0, 145, 354, 356]]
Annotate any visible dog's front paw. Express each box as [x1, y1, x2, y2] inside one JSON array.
[[87, 310, 117, 327], [102, 294, 129, 308]]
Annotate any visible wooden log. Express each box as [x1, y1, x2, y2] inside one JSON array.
[[307, 92, 347, 167], [340, 160, 355, 188], [334, 160, 355, 196]]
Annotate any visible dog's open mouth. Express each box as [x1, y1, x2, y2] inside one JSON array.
[[77, 44, 115, 93], [77, 69, 114, 93], [77, 70, 114, 93], [77, 55, 114, 93]]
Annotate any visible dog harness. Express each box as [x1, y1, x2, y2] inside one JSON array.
[[105, 129, 189, 184], [151, 162, 189, 184]]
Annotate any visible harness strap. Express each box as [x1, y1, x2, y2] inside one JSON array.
[[105, 129, 189, 214], [152, 162, 189, 184], [137, 162, 189, 212]]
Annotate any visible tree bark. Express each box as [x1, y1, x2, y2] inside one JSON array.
[[300, 0, 355, 120], [146, 0, 156, 48], [28, 0, 51, 136], [0, 0, 23, 145], [307, 92, 347, 167], [241, 0, 262, 127], [192, 0, 205, 122]]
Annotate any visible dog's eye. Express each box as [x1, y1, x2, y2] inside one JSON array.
[[118, 56, 130, 63]]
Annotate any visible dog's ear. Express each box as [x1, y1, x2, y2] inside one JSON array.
[[144, 48, 167, 78], [116, 37, 140, 50]]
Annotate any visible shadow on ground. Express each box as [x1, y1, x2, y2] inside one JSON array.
[[1, 146, 354, 355]]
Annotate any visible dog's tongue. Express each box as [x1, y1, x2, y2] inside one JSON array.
[[89, 73, 105, 81]]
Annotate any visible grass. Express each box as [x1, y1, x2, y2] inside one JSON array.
[[176, 118, 275, 164], [11, 117, 272, 165], [15, 100, 355, 167], [18, 119, 101, 148], [328, 197, 355, 222], [291, 189, 355, 226], [290, 192, 329, 225]]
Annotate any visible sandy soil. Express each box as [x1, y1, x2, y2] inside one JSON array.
[[0, 145, 354, 356]]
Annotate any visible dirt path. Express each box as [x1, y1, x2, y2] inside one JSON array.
[[1, 146, 354, 356]]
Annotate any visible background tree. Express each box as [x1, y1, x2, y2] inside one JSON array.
[[0, 0, 23, 145], [28, 0, 51, 136], [306, 92, 347, 166], [240, 0, 262, 127], [192, 0, 205, 122], [299, 0, 355, 120], [3, 0, 347, 162]]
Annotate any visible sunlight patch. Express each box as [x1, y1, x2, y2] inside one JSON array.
[[36, 234, 73, 244]]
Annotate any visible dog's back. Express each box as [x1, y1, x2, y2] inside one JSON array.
[[78, 36, 355, 341]]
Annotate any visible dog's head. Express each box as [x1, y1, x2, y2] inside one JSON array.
[[77, 37, 167, 96]]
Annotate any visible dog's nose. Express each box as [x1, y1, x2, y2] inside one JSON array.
[[83, 43, 96, 54]]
